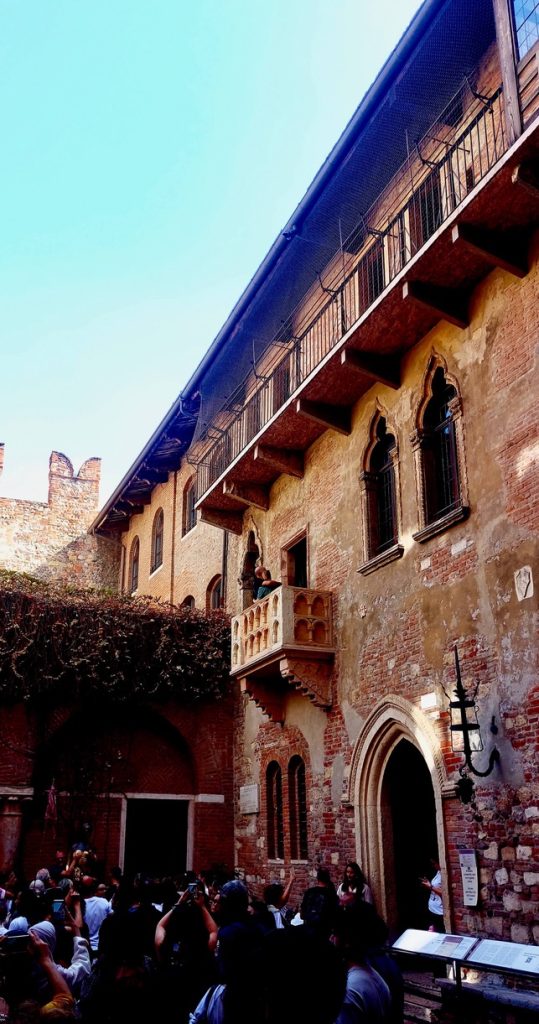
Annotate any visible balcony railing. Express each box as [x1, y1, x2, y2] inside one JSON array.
[[231, 585, 334, 675], [197, 81, 507, 499]]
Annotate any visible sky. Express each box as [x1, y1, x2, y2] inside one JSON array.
[[1, 0, 422, 507]]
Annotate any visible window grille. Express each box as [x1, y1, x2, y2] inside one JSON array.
[[151, 509, 164, 573], [288, 756, 308, 860], [266, 761, 284, 859]]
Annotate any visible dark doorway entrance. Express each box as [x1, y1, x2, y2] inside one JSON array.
[[241, 531, 260, 609], [284, 536, 308, 588], [124, 799, 189, 878], [381, 739, 439, 937]]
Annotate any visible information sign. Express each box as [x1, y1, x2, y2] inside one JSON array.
[[468, 939, 539, 975], [459, 848, 478, 907], [392, 928, 478, 960]]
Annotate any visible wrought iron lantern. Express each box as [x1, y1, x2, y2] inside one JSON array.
[[449, 645, 500, 803]]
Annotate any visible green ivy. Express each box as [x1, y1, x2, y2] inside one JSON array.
[[0, 570, 231, 706]]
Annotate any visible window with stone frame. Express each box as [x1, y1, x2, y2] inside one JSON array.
[[411, 358, 468, 542], [182, 477, 197, 536], [288, 755, 308, 860], [151, 508, 164, 573], [129, 537, 140, 594], [181, 595, 195, 609], [359, 411, 403, 574], [266, 761, 284, 860]]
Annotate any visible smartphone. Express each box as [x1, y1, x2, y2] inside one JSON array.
[[51, 898, 66, 921], [187, 882, 198, 895], [0, 934, 30, 954]]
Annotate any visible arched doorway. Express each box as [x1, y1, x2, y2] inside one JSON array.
[[381, 738, 439, 934], [349, 696, 451, 939]]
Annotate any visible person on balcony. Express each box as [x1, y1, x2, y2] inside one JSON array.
[[254, 567, 281, 601]]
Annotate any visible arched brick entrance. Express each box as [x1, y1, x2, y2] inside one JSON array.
[[347, 695, 453, 937]]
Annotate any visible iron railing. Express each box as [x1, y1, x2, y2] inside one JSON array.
[[197, 83, 506, 499]]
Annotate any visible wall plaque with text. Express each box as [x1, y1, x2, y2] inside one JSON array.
[[239, 784, 259, 814]]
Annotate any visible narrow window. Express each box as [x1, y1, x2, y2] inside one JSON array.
[[129, 537, 140, 594], [266, 761, 284, 860], [288, 756, 308, 860], [422, 367, 460, 524], [183, 478, 197, 536], [365, 418, 398, 557], [151, 509, 164, 573], [181, 595, 195, 609], [206, 574, 223, 612]]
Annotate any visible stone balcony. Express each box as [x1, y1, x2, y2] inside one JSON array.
[[231, 585, 335, 722]]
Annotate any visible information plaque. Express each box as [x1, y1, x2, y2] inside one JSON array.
[[239, 783, 259, 814], [393, 929, 478, 960], [467, 939, 539, 976]]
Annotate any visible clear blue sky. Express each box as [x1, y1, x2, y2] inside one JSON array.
[[1, 0, 421, 506]]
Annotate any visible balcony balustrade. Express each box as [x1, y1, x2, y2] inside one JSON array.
[[231, 585, 335, 721], [195, 81, 510, 507]]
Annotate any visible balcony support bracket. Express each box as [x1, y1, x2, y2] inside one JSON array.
[[199, 507, 244, 534], [279, 655, 333, 709], [451, 223, 528, 279], [402, 280, 469, 329], [239, 677, 285, 724], [223, 481, 270, 510], [254, 444, 304, 478], [296, 398, 351, 435], [511, 161, 539, 196], [341, 349, 400, 389]]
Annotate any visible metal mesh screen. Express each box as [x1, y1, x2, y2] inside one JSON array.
[[192, 0, 499, 467]]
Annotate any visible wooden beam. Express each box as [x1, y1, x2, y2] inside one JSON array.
[[199, 507, 244, 535], [295, 398, 351, 435], [124, 489, 152, 506], [254, 444, 304, 478], [115, 501, 144, 517], [402, 280, 469, 329], [341, 349, 400, 389], [223, 481, 270, 510], [492, 0, 522, 146], [511, 161, 539, 195], [451, 223, 527, 279]]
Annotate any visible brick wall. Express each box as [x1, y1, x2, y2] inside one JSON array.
[[231, 235, 539, 937]]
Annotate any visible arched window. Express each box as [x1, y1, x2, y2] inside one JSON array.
[[266, 761, 284, 860], [129, 537, 140, 594], [412, 359, 468, 542], [288, 755, 308, 860], [151, 508, 164, 573], [181, 595, 195, 609], [182, 478, 197, 536], [206, 574, 223, 612], [359, 411, 403, 574], [422, 367, 459, 521]]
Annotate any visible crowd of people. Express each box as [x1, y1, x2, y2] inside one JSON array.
[[0, 852, 405, 1024]]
